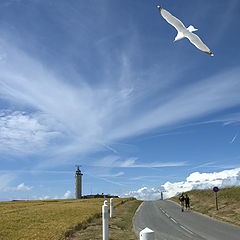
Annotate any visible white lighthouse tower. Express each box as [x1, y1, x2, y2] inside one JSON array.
[[75, 165, 83, 199]]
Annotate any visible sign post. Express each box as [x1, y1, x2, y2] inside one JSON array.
[[213, 187, 219, 211]]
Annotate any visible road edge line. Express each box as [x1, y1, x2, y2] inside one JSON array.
[[132, 201, 144, 237], [167, 199, 240, 229]]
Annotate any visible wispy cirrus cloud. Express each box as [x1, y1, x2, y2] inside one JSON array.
[[92, 155, 186, 168], [0, 33, 240, 166], [0, 173, 15, 191], [108, 67, 240, 140], [99, 171, 125, 177]]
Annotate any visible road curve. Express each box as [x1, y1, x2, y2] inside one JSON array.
[[134, 200, 240, 240]]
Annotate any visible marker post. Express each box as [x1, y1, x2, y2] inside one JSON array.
[[102, 200, 108, 240], [110, 198, 113, 218], [140, 227, 155, 240]]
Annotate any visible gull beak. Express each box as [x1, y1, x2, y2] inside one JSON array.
[[173, 40, 176, 43]]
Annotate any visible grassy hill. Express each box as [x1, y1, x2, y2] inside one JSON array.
[[170, 186, 240, 227], [0, 198, 135, 240]]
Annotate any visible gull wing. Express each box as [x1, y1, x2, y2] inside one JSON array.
[[185, 31, 214, 56], [159, 8, 186, 32]]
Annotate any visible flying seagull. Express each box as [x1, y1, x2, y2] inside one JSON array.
[[157, 6, 214, 56]]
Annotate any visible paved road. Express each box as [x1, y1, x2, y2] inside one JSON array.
[[134, 200, 240, 240]]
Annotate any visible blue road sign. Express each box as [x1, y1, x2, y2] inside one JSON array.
[[213, 187, 219, 210]]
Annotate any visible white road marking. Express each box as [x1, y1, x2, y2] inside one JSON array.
[[160, 208, 195, 236], [160, 208, 178, 225], [136, 202, 144, 214], [180, 225, 194, 235], [170, 217, 177, 223]]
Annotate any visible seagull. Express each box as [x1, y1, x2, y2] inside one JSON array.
[[157, 5, 214, 56]]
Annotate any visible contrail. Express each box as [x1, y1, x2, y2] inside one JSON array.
[[100, 143, 118, 154], [231, 134, 238, 143]]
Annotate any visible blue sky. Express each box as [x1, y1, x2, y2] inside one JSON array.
[[0, 0, 240, 200]]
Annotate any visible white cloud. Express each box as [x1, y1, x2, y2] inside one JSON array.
[[52, 190, 73, 200], [4, 182, 33, 192], [33, 195, 50, 200], [122, 186, 165, 201], [0, 111, 59, 153], [63, 190, 72, 199], [31, 191, 72, 201], [122, 168, 240, 200], [16, 183, 33, 191], [0, 174, 33, 194]]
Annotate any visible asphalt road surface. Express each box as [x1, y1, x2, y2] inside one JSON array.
[[134, 200, 240, 240]]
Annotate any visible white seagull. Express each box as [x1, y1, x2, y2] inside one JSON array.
[[157, 5, 214, 56]]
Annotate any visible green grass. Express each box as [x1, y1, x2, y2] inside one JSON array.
[[0, 198, 133, 240], [170, 186, 240, 226]]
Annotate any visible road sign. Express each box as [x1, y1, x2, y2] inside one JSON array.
[[213, 187, 219, 210]]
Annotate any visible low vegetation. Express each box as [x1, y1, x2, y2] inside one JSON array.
[[0, 198, 135, 240], [68, 199, 142, 240], [171, 186, 240, 226]]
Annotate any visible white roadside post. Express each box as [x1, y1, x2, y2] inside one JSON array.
[[140, 227, 155, 240], [110, 198, 114, 218], [102, 200, 108, 240]]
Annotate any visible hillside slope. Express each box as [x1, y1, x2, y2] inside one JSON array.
[[170, 186, 240, 227]]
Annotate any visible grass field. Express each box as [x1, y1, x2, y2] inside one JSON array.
[[0, 198, 133, 240], [171, 186, 240, 226], [69, 199, 142, 240]]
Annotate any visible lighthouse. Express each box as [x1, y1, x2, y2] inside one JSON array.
[[75, 165, 83, 199]]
